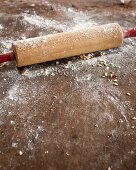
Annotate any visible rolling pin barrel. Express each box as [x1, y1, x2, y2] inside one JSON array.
[[12, 23, 123, 67]]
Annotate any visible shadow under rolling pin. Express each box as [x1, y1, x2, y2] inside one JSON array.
[[0, 23, 136, 67]]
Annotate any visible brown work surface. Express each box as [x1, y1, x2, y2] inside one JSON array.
[[0, 0, 136, 170]]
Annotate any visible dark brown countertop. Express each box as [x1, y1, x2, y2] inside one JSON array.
[[0, 1, 136, 170]]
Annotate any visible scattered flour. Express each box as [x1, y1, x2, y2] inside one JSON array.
[[59, 6, 96, 31], [0, 24, 3, 29], [121, 0, 131, 4], [8, 84, 20, 101], [0, 39, 14, 53], [19, 150, 23, 155], [12, 142, 18, 148], [23, 6, 96, 32], [23, 65, 58, 78], [107, 94, 129, 125], [0, 2, 135, 160], [23, 13, 67, 31]]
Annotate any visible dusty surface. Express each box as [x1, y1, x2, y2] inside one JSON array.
[[0, 0, 136, 170]]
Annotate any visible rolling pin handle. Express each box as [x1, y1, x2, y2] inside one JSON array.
[[0, 51, 14, 64], [124, 28, 136, 38]]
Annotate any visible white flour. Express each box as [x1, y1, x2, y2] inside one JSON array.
[[23, 6, 96, 32], [0, 24, 3, 29], [23, 65, 58, 78], [23, 13, 66, 31]]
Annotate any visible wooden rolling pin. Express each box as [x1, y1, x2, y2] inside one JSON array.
[[0, 23, 136, 67]]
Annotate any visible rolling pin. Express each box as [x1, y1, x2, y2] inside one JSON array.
[[0, 23, 136, 67]]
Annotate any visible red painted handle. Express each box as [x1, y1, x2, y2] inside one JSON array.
[[0, 52, 13, 64], [124, 28, 136, 38]]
